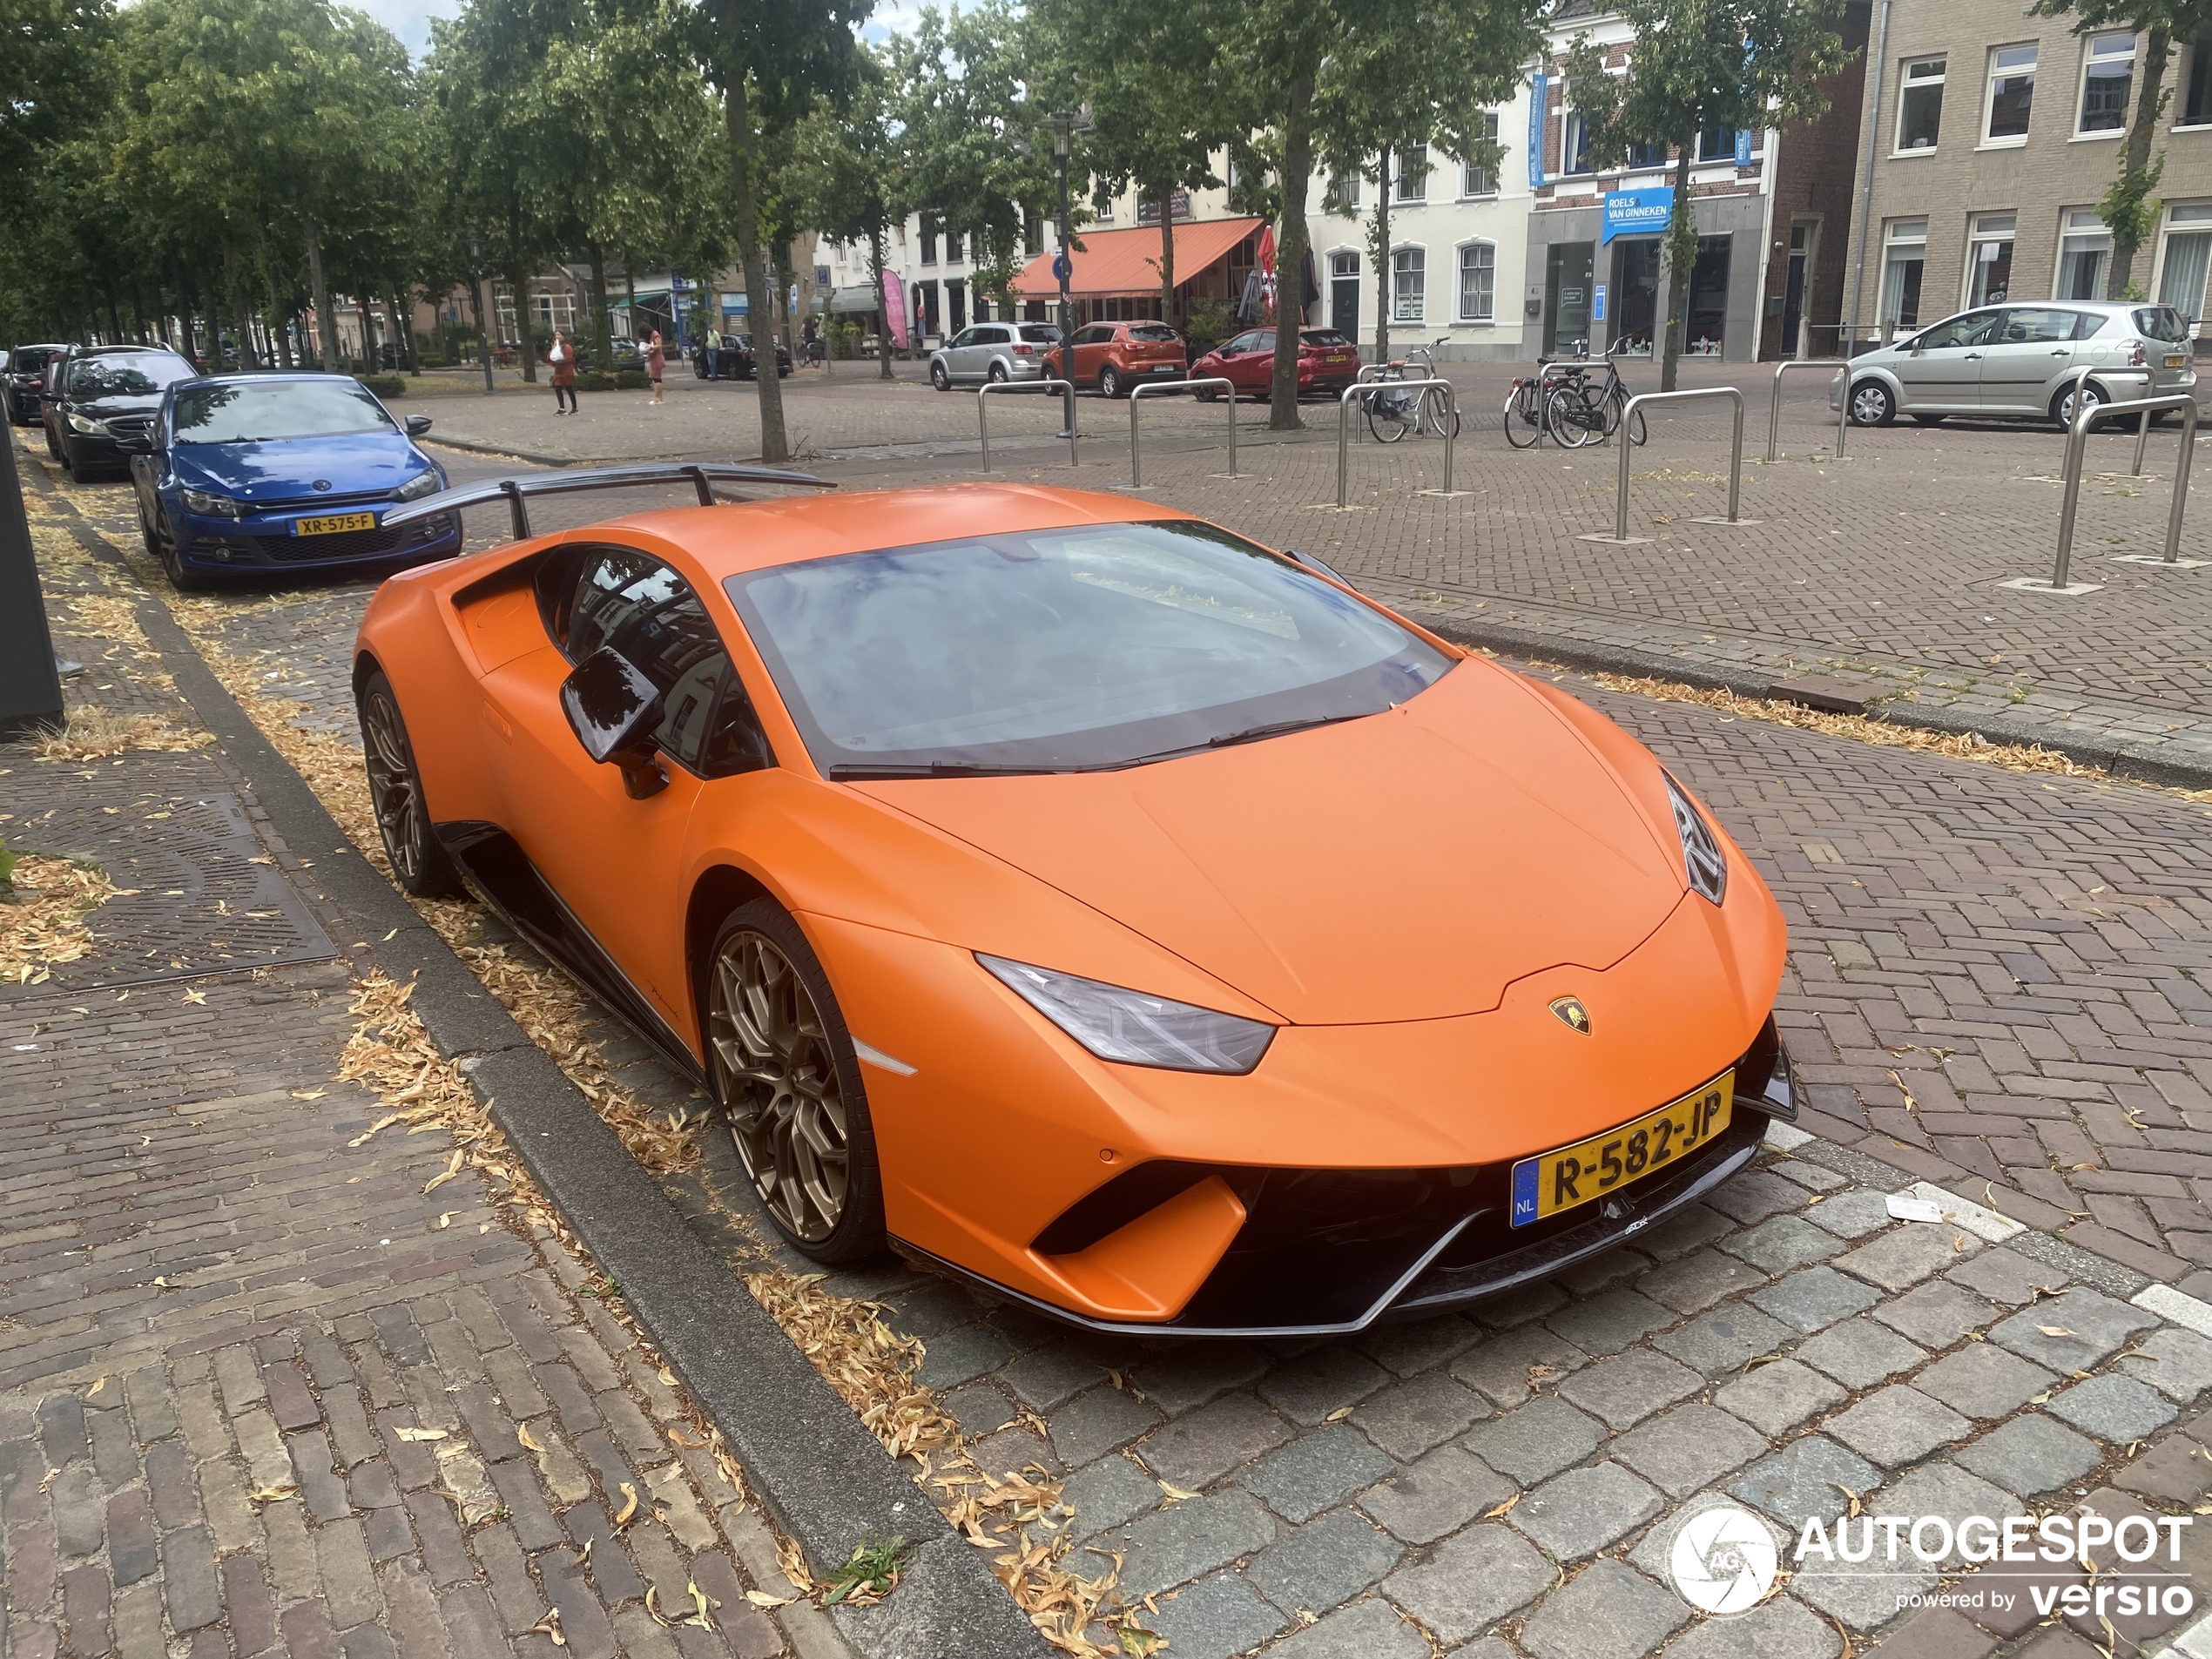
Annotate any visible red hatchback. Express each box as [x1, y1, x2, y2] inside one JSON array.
[[1191, 327, 1360, 400], [1067, 321, 1188, 397]]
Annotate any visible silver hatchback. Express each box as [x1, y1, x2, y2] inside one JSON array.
[[1831, 301, 2197, 428]]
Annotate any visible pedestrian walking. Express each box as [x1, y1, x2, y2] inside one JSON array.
[[547, 330, 578, 414], [801, 316, 820, 368], [646, 329, 665, 404], [705, 322, 723, 380]]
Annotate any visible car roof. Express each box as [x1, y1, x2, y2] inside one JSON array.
[[71, 344, 190, 360], [585, 482, 1198, 583], [181, 371, 368, 388]]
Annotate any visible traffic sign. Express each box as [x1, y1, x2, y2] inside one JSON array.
[[1053, 252, 1071, 282]]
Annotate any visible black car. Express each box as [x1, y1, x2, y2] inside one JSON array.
[[43, 346, 199, 479], [691, 333, 792, 381], [5, 343, 68, 426]]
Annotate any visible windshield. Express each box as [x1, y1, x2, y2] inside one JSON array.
[[725, 518, 1452, 776], [69, 354, 193, 398], [2135, 306, 2189, 343], [172, 381, 395, 443]]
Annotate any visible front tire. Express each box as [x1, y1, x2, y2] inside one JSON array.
[[356, 671, 464, 898], [1547, 388, 1598, 448], [1099, 366, 1123, 399], [929, 360, 950, 391], [706, 900, 885, 1263], [1849, 380, 1897, 427]]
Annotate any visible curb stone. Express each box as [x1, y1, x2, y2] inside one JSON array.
[[24, 460, 1055, 1659]]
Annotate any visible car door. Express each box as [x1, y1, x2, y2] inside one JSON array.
[[943, 326, 980, 378], [1228, 330, 1275, 392], [475, 543, 776, 1046], [1980, 307, 2081, 413], [1070, 325, 1109, 384], [1893, 310, 1999, 411]]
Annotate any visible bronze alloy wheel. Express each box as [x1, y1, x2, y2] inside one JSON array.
[[357, 673, 461, 897], [711, 927, 852, 1244]]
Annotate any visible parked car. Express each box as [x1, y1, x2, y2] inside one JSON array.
[[354, 470, 1795, 1332], [123, 372, 457, 590], [1065, 321, 1188, 398], [41, 345, 199, 478], [927, 321, 1064, 389], [691, 334, 792, 381], [1832, 301, 2196, 428], [1190, 327, 1361, 400], [5, 343, 68, 426]]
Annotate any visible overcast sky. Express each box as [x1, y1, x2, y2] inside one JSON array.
[[354, 0, 931, 62]]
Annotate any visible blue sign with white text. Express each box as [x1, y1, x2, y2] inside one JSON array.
[[1528, 76, 1548, 189], [1736, 128, 1754, 166], [1602, 186, 1675, 244]]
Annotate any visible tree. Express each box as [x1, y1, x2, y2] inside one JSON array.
[[786, 60, 905, 379], [1224, 0, 1541, 429], [1564, 0, 1852, 391], [2031, 0, 2212, 299], [694, 0, 866, 463]]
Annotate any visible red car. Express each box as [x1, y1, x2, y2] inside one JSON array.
[[1191, 327, 1360, 400], [1065, 320, 1188, 397]]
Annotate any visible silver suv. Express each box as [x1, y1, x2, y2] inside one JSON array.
[[927, 321, 1063, 389], [1831, 300, 2197, 428]]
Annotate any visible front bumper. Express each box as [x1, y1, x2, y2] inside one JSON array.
[[177, 505, 462, 571]]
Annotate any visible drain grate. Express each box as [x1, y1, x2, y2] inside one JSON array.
[[2, 754, 336, 999]]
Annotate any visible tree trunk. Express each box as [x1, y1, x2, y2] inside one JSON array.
[[1660, 137, 1696, 393], [725, 74, 789, 462], [467, 268, 492, 381], [1156, 181, 1177, 321], [254, 226, 292, 368], [506, 266, 538, 381], [386, 294, 414, 374], [870, 226, 894, 381], [2107, 24, 2172, 299], [1270, 71, 1316, 431], [588, 245, 613, 371], [1372, 146, 1393, 366], [302, 212, 339, 371]]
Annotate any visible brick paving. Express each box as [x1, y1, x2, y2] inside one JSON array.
[[19, 421, 2212, 1656], [3, 457, 833, 1656]]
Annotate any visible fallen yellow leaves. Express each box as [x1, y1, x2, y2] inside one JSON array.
[[36, 705, 207, 763], [1, 854, 117, 983]]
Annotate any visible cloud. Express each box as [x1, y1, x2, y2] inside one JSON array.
[[349, 0, 459, 59]]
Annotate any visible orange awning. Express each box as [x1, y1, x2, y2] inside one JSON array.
[[1011, 217, 1264, 299]]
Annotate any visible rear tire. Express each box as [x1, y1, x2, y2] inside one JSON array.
[[1849, 380, 1897, 427], [2052, 380, 2108, 428], [1504, 388, 1543, 448], [1195, 384, 1218, 402], [705, 900, 886, 1264], [356, 670, 464, 899], [987, 361, 1009, 384]]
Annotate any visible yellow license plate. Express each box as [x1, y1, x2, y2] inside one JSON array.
[[1510, 1071, 1734, 1227], [2167, 355, 2188, 369], [294, 511, 376, 536]]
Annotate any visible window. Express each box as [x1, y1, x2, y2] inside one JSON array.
[[1460, 114, 1500, 195], [1023, 212, 1042, 257], [2157, 203, 2212, 322], [1898, 57, 1946, 150], [920, 217, 938, 266], [944, 227, 964, 262], [1093, 193, 1115, 224], [1967, 213, 2016, 306], [1985, 44, 2036, 141], [2058, 208, 2112, 298], [1998, 307, 2078, 344], [1916, 311, 1999, 350], [1624, 138, 1667, 169], [1880, 219, 1926, 331], [1698, 125, 1737, 160], [1393, 145, 1430, 202], [2187, 29, 2212, 125], [2078, 33, 2135, 134], [1323, 170, 1360, 213], [1392, 246, 1426, 321], [1562, 105, 1593, 175], [1457, 243, 1495, 320]]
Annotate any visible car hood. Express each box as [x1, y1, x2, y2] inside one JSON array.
[[853, 660, 1689, 1024], [172, 434, 428, 500], [76, 392, 165, 418]]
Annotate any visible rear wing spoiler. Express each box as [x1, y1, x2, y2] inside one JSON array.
[[381, 461, 834, 542]]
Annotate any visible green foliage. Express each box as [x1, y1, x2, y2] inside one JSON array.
[[823, 1536, 913, 1605], [1183, 295, 1238, 352], [356, 374, 406, 395], [615, 368, 650, 389], [2100, 147, 2167, 255], [574, 371, 617, 392]]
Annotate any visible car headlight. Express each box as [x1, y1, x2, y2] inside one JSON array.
[[395, 469, 442, 502], [180, 488, 245, 517], [68, 413, 105, 435], [977, 954, 1275, 1074], [1662, 769, 1728, 906]]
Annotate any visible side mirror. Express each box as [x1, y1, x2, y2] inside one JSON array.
[[405, 413, 433, 437], [559, 647, 667, 798]]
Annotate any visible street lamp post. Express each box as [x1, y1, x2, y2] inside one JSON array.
[[1045, 107, 1091, 439]]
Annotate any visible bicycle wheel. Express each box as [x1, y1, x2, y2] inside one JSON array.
[[1626, 405, 1649, 446], [1368, 393, 1414, 443], [1503, 387, 1542, 448], [1547, 388, 1599, 448]]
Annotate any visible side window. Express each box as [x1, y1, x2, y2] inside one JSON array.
[[1919, 312, 1998, 349], [2072, 311, 2110, 339], [1999, 307, 2076, 344], [947, 327, 976, 349], [559, 548, 772, 778]]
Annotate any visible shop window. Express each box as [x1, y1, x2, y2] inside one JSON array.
[[1898, 57, 1946, 151], [2077, 34, 2134, 135], [2058, 208, 2112, 299], [1458, 243, 1494, 320], [1967, 213, 2015, 306], [1561, 107, 1593, 176], [1697, 126, 1737, 160], [1880, 219, 1926, 331], [1392, 246, 1426, 321], [1985, 44, 2036, 141], [1684, 235, 1730, 354]]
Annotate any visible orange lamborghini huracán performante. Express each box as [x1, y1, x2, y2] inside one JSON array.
[[356, 467, 1796, 1338]]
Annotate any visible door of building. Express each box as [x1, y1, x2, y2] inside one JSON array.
[[1330, 253, 1360, 342], [1545, 242, 1595, 357], [1684, 236, 1731, 355], [947, 280, 967, 334], [1609, 239, 1660, 357], [1782, 224, 1811, 358]]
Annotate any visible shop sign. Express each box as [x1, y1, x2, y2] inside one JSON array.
[[1603, 185, 1674, 244], [1527, 76, 1548, 189]]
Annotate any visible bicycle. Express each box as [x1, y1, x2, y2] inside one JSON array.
[[1366, 337, 1461, 443], [1504, 341, 1648, 450]]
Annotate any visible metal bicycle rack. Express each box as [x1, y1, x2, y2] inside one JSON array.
[[977, 379, 1077, 471], [1502, 359, 1602, 443], [1580, 386, 1751, 545], [1767, 361, 1849, 462], [1334, 381, 1460, 509], [2007, 390, 2202, 594], [1126, 379, 1238, 487]]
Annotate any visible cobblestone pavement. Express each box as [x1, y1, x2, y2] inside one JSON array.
[[21, 431, 2212, 1657], [3, 458, 835, 1656]]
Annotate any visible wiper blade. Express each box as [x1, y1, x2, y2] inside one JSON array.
[[1205, 711, 1367, 750], [826, 760, 1069, 780]]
